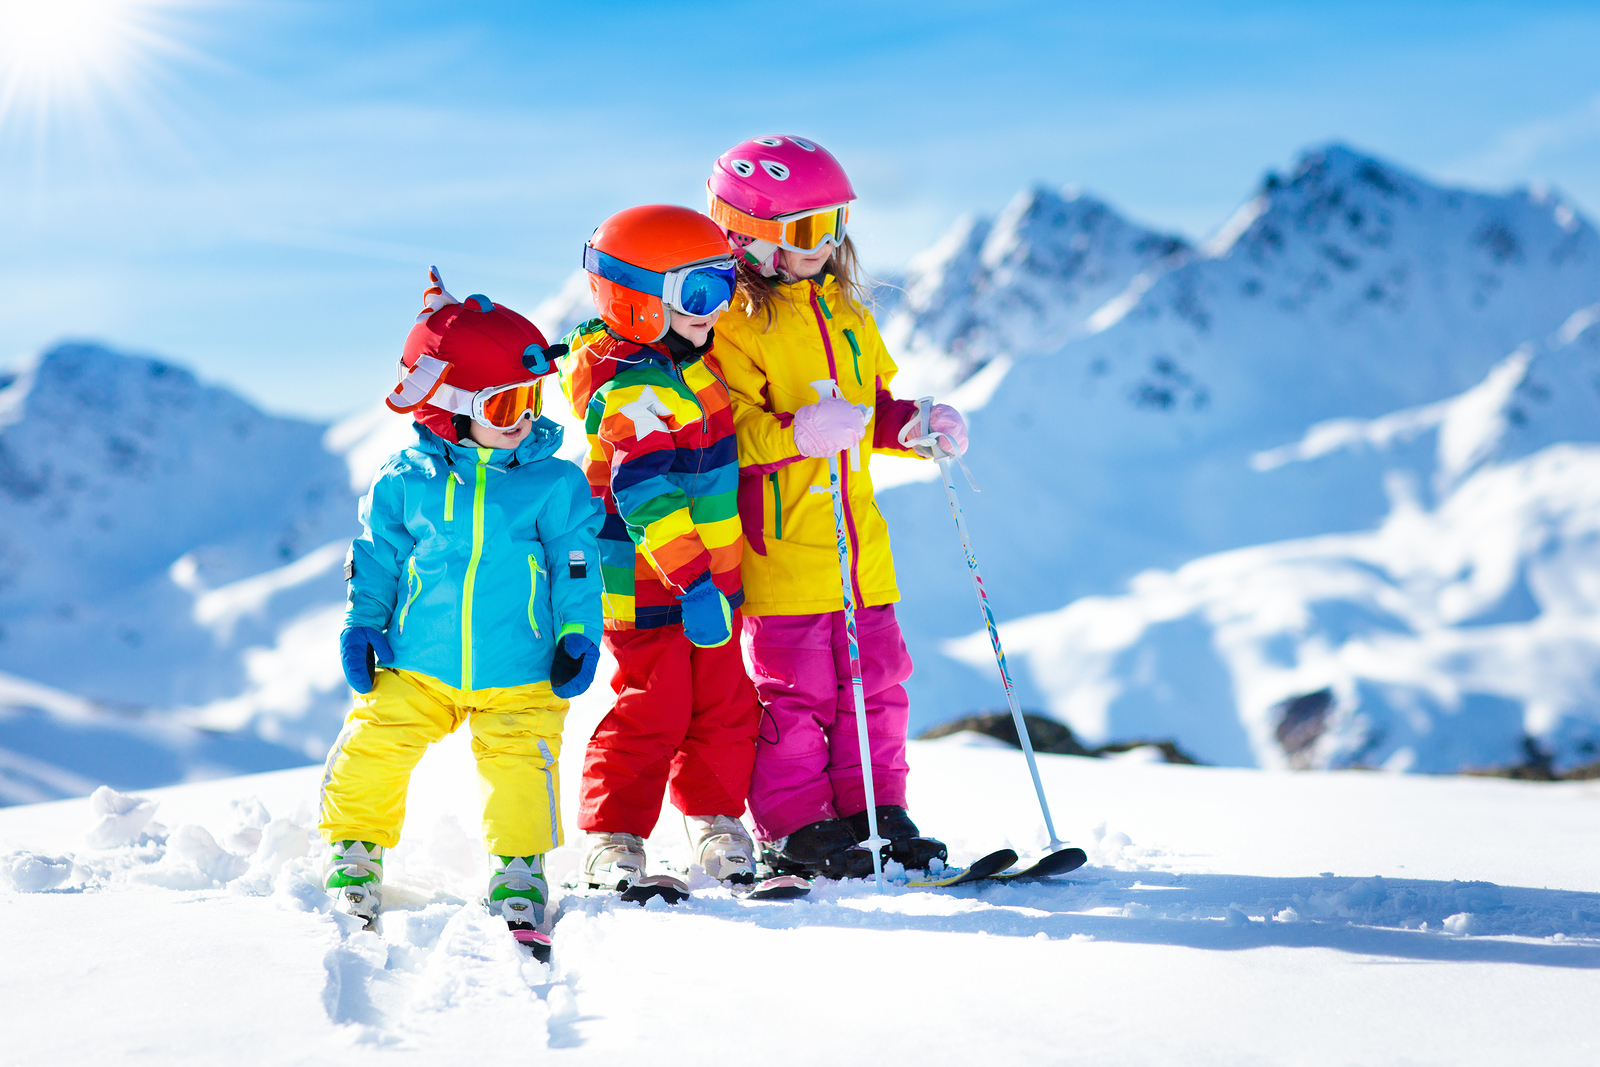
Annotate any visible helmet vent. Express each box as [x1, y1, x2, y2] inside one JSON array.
[[791, 138, 817, 151], [760, 160, 790, 181], [754, 136, 783, 147], [730, 159, 755, 178]]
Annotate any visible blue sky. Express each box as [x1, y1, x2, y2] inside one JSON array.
[[3, 0, 1599, 419]]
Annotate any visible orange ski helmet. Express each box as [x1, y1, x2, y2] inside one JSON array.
[[584, 205, 735, 343]]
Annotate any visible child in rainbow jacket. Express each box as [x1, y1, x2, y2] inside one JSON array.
[[707, 135, 972, 879], [319, 269, 604, 947], [559, 205, 765, 889]]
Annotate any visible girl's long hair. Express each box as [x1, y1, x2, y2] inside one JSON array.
[[735, 235, 873, 331]]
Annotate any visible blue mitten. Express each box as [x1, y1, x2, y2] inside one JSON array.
[[550, 633, 599, 698], [677, 575, 732, 649], [340, 626, 394, 694]]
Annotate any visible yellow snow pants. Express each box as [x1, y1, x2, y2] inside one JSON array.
[[318, 668, 569, 857]]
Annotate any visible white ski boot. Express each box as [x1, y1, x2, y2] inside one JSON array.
[[583, 831, 646, 890], [687, 814, 756, 885], [324, 840, 383, 923]]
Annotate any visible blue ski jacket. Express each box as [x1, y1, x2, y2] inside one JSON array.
[[344, 420, 604, 692]]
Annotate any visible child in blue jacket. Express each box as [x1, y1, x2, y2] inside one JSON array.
[[318, 268, 604, 950]]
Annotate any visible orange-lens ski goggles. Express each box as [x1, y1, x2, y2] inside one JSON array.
[[709, 194, 850, 253], [473, 380, 543, 428]]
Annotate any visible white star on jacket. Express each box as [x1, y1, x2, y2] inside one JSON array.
[[617, 386, 676, 439]]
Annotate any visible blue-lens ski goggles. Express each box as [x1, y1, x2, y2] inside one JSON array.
[[583, 246, 738, 318]]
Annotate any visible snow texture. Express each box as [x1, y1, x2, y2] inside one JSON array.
[[0, 704, 1596, 1064]]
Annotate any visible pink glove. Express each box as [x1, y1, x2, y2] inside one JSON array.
[[793, 397, 866, 458], [902, 403, 968, 455]]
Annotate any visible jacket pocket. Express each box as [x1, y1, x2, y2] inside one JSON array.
[[398, 558, 422, 633], [527, 554, 544, 639], [769, 473, 783, 540]]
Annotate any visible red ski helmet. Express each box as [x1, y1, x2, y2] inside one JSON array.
[[386, 267, 554, 443], [583, 205, 734, 343]]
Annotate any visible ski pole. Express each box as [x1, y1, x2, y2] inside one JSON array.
[[808, 379, 887, 892], [907, 398, 1065, 853]]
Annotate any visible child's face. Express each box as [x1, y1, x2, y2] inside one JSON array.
[[466, 412, 533, 449], [780, 246, 832, 280], [668, 308, 720, 347]]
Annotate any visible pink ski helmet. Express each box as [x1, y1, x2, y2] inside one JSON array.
[[707, 135, 856, 277]]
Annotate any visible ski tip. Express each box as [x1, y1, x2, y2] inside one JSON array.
[[736, 874, 812, 900], [619, 874, 692, 906]]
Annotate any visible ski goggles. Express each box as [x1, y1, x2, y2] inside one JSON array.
[[582, 246, 738, 318], [708, 195, 850, 253], [431, 378, 544, 429]]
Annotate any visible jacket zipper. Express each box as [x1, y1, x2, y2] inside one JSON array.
[[398, 558, 422, 633], [807, 283, 864, 608], [673, 360, 708, 432], [460, 452, 489, 690], [527, 555, 543, 638], [842, 328, 863, 386]]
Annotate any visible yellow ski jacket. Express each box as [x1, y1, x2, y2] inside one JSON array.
[[715, 272, 923, 617]]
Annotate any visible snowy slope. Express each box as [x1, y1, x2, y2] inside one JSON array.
[[879, 145, 1600, 739], [2, 687, 1597, 1065], [945, 307, 1600, 773]]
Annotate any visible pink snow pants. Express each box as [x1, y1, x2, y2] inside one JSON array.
[[741, 603, 913, 841]]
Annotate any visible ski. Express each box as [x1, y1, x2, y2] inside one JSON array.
[[617, 873, 692, 905], [906, 848, 1018, 888], [991, 847, 1088, 882], [732, 874, 811, 900], [507, 922, 553, 961]]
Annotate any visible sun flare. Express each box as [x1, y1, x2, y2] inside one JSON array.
[[0, 0, 183, 126]]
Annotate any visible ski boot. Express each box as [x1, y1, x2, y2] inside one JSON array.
[[760, 818, 876, 880], [686, 814, 756, 886], [845, 806, 948, 871], [487, 854, 552, 959], [324, 840, 383, 924], [582, 831, 647, 890]]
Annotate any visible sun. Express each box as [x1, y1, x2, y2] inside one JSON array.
[[0, 0, 186, 128]]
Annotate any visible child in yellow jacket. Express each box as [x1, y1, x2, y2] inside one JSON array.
[[706, 135, 971, 879]]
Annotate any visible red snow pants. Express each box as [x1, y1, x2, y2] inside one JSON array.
[[741, 604, 913, 841], [576, 612, 762, 836]]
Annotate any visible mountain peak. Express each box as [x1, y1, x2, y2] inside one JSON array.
[[881, 183, 1188, 393]]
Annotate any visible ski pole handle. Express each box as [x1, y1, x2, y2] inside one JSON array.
[[811, 378, 870, 472], [904, 396, 980, 492]]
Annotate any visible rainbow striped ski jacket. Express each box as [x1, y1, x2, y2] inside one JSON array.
[[558, 319, 745, 630]]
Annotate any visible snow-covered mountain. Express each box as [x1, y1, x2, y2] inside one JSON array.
[[878, 145, 1600, 758], [0, 346, 413, 801], [945, 307, 1600, 772], [879, 185, 1188, 399], [5, 143, 1600, 802]]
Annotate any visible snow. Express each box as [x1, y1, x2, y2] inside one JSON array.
[[1, 685, 1597, 1063]]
